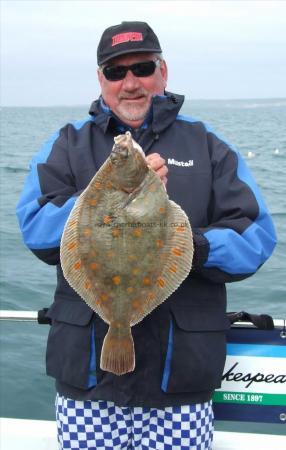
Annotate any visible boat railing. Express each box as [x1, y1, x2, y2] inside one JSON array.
[[0, 309, 285, 330], [0, 308, 50, 323]]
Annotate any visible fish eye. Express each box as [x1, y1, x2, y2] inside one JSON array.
[[110, 153, 128, 167], [111, 145, 129, 160]]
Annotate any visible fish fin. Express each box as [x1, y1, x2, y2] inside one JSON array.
[[100, 324, 135, 375], [60, 161, 115, 324], [130, 200, 193, 325]]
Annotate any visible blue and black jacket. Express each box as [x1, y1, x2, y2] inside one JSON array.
[[16, 92, 277, 407]]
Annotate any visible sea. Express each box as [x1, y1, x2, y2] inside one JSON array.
[[0, 99, 285, 434]]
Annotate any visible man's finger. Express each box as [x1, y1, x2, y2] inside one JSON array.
[[146, 155, 166, 171], [156, 165, 168, 179]]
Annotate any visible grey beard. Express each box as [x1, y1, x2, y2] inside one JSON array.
[[116, 103, 150, 123]]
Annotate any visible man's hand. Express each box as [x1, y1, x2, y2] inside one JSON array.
[[146, 153, 168, 185]]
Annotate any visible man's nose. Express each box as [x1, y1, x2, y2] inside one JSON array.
[[122, 69, 140, 89]]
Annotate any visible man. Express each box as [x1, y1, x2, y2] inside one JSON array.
[[17, 21, 276, 450]]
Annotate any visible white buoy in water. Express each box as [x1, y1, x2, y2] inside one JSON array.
[[247, 151, 256, 159], [274, 148, 280, 155]]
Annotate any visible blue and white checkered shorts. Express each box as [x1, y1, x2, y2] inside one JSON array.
[[56, 394, 213, 449]]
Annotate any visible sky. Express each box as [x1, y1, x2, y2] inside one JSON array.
[[1, 0, 286, 106]]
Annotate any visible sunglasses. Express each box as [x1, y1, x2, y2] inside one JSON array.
[[102, 59, 161, 82]]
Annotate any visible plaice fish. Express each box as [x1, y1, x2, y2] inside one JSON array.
[[60, 131, 193, 376]]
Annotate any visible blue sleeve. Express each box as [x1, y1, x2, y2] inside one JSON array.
[[193, 128, 277, 283], [16, 127, 79, 265]]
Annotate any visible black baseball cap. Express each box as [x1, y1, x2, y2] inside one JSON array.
[[97, 21, 162, 66]]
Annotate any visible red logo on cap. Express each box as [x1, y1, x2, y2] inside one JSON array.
[[112, 32, 143, 47]]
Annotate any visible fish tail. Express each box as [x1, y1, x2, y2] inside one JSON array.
[[100, 323, 135, 375]]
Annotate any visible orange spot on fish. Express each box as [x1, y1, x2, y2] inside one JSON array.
[[90, 262, 97, 270], [83, 228, 92, 236], [103, 215, 112, 225], [106, 181, 113, 189], [107, 250, 114, 258], [143, 277, 151, 286], [169, 264, 177, 273], [176, 225, 185, 233], [157, 278, 165, 288], [112, 276, 121, 285], [127, 287, 134, 294], [156, 239, 164, 248], [74, 261, 81, 270], [95, 294, 108, 306], [88, 199, 97, 206], [85, 280, 91, 289], [132, 300, 141, 309], [172, 248, 182, 257], [147, 293, 155, 301], [112, 228, 120, 237], [133, 228, 142, 237], [159, 207, 166, 214], [105, 164, 113, 173], [67, 242, 77, 250], [95, 182, 102, 189]]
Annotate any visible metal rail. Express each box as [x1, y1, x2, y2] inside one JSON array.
[[0, 309, 285, 328], [232, 318, 285, 328], [0, 310, 39, 322]]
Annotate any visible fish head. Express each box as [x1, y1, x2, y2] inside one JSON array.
[[110, 131, 148, 192]]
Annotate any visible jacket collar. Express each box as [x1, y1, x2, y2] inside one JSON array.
[[88, 91, 184, 135]]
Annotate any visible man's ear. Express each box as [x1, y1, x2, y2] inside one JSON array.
[[160, 60, 168, 87], [97, 68, 104, 86]]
